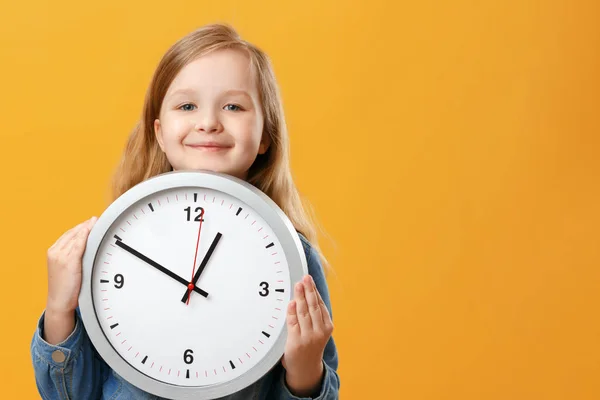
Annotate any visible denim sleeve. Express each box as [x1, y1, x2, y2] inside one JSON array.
[[270, 237, 340, 399], [30, 308, 107, 400]]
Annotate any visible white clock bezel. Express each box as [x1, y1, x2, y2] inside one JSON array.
[[79, 170, 308, 399]]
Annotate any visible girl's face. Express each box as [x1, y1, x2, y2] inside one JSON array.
[[154, 49, 269, 180]]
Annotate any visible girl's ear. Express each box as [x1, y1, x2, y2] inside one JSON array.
[[258, 132, 271, 155], [154, 119, 165, 152]]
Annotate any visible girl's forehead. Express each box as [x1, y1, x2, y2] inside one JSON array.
[[167, 49, 256, 95]]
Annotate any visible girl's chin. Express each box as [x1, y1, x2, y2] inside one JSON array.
[[171, 165, 245, 179]]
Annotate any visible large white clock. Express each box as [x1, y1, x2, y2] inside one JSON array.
[[79, 170, 307, 399]]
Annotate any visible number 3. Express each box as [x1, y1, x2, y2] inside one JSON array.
[[259, 281, 269, 297]]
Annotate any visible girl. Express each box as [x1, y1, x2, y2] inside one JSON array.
[[30, 24, 339, 400]]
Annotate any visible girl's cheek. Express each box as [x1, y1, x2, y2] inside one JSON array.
[[237, 114, 262, 139], [167, 119, 191, 140]]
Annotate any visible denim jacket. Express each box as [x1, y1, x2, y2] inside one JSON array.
[[30, 234, 340, 400]]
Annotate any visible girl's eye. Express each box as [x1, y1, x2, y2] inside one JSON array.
[[224, 104, 242, 112], [179, 103, 196, 111]]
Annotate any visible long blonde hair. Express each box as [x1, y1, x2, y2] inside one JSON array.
[[110, 23, 328, 268]]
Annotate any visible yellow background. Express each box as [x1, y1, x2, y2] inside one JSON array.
[[2, 0, 599, 398]]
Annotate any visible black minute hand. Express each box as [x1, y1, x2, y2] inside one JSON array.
[[181, 232, 222, 303], [113, 235, 209, 298]]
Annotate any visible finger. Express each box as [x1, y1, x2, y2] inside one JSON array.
[[66, 223, 92, 258], [312, 277, 333, 327], [50, 224, 83, 252], [303, 275, 324, 331], [286, 300, 300, 336], [294, 281, 312, 333], [52, 218, 94, 252], [65, 217, 96, 257]]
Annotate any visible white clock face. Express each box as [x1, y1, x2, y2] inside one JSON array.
[[90, 187, 291, 387]]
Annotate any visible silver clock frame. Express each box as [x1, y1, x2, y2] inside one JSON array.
[[79, 170, 308, 400]]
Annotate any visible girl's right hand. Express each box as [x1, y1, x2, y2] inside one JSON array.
[[46, 217, 97, 315]]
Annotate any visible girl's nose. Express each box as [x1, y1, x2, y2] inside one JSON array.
[[194, 112, 221, 133]]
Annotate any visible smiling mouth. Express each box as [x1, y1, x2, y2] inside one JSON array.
[[186, 144, 231, 152]]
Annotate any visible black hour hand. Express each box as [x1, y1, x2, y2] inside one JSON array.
[[181, 232, 222, 303]]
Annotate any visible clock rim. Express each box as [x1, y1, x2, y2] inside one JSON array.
[[79, 170, 308, 399]]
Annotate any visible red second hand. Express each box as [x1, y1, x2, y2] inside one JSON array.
[[187, 209, 205, 305]]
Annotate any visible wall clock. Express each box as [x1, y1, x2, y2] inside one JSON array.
[[79, 170, 307, 399]]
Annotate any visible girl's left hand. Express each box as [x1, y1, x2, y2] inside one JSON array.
[[281, 274, 334, 396]]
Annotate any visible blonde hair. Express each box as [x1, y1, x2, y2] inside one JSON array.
[[110, 23, 328, 268]]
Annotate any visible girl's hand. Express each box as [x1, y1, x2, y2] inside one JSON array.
[[46, 217, 97, 315], [282, 274, 334, 397]]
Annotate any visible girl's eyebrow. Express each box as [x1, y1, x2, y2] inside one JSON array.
[[223, 89, 251, 98], [167, 88, 196, 97], [166, 88, 252, 100]]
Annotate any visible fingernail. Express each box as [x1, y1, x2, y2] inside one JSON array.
[[296, 282, 303, 292]]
